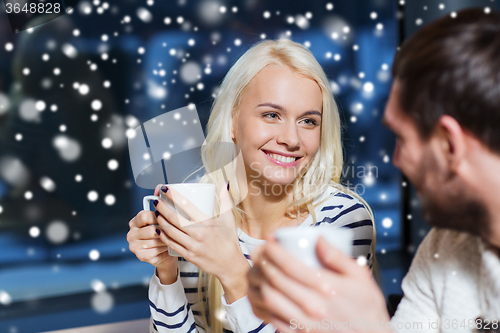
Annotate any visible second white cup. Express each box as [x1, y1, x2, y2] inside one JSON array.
[[274, 226, 353, 269]]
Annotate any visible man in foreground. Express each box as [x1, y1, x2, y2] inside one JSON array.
[[246, 7, 500, 333]]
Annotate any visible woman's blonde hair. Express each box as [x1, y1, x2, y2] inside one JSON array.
[[183, 38, 378, 333]]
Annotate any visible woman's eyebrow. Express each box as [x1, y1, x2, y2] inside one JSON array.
[[256, 102, 322, 117]]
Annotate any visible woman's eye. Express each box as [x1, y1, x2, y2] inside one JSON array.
[[302, 118, 318, 126], [263, 112, 279, 119], [263, 113, 319, 126]]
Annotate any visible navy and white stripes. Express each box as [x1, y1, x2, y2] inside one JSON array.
[[149, 186, 374, 333]]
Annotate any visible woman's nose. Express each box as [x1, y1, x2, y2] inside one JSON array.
[[276, 123, 301, 148]]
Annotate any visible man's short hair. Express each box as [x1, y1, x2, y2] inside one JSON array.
[[392, 7, 500, 153]]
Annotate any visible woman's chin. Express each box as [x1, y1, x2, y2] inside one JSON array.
[[263, 178, 296, 187]]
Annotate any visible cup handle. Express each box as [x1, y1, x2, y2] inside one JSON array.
[[143, 195, 181, 257], [143, 195, 160, 211]]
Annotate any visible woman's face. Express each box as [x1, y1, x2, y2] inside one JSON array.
[[232, 64, 323, 187]]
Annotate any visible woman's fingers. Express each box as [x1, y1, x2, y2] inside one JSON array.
[[135, 246, 169, 263], [132, 224, 162, 240], [162, 185, 206, 225], [127, 224, 165, 255], [129, 210, 157, 229], [154, 200, 192, 233], [157, 214, 192, 248], [158, 229, 188, 256], [128, 235, 165, 253], [136, 238, 165, 249]]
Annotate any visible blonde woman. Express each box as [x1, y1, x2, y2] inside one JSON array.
[[127, 38, 376, 333]]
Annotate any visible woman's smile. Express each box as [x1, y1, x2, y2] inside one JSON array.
[[261, 149, 302, 167]]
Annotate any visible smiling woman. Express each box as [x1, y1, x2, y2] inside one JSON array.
[[126, 38, 377, 333], [232, 64, 323, 188]]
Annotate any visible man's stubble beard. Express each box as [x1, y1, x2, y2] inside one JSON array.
[[413, 150, 491, 240]]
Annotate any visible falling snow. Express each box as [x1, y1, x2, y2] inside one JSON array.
[[382, 218, 393, 228], [40, 176, 56, 192], [357, 255, 367, 266], [92, 291, 114, 313], [108, 159, 119, 170], [0, 0, 407, 319], [46, 221, 70, 244], [78, 84, 90, 95], [104, 194, 116, 205], [62, 43, 78, 59], [89, 249, 100, 260], [91, 100, 103, 110], [88, 191, 99, 202], [53, 135, 82, 161], [0, 290, 12, 305], [29, 226, 40, 238]]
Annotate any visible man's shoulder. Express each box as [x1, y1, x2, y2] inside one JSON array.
[[392, 228, 483, 326], [416, 227, 481, 262], [422, 227, 478, 247]]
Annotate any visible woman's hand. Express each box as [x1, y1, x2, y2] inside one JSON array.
[[154, 182, 250, 303], [127, 184, 178, 284], [247, 235, 392, 333]]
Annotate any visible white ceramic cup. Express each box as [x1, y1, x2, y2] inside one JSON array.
[[274, 226, 353, 269], [143, 183, 216, 256]]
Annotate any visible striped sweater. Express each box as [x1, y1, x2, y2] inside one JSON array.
[[148, 185, 374, 333]]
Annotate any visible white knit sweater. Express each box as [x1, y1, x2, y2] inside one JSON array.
[[391, 228, 500, 332]]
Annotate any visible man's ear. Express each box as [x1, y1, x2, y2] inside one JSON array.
[[436, 115, 466, 172]]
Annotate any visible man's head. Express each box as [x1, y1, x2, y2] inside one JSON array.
[[383, 8, 500, 242]]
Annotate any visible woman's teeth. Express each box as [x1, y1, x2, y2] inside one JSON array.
[[266, 152, 298, 164]]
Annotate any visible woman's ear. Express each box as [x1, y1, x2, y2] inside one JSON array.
[[231, 111, 238, 143]]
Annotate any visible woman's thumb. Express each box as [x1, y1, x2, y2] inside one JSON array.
[[154, 184, 162, 196]]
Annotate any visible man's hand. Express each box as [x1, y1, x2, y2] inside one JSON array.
[[247, 234, 392, 333]]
